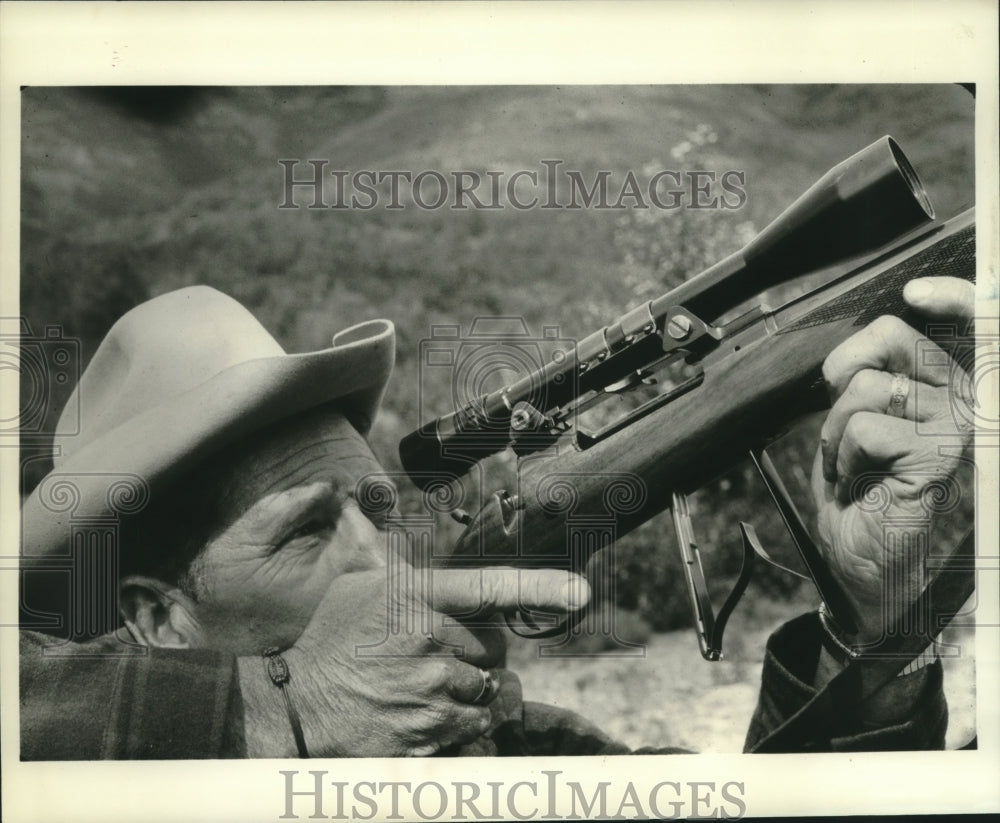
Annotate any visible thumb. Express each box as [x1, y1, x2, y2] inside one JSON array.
[[904, 277, 975, 321], [429, 568, 591, 617]]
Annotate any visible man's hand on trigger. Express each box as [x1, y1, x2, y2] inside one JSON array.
[[239, 560, 589, 758], [814, 275, 975, 646]]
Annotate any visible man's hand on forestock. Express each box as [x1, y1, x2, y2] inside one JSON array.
[[815, 276, 976, 651], [239, 560, 589, 757]]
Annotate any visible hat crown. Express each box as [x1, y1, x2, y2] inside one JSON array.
[[56, 287, 286, 464], [24, 284, 394, 572]]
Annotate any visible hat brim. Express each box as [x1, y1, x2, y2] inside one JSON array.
[[21, 319, 394, 560]]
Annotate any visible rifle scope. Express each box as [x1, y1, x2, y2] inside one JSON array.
[[400, 135, 935, 488]]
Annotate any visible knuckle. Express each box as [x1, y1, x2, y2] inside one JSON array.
[[851, 367, 882, 398], [415, 659, 452, 696], [524, 572, 546, 607], [477, 704, 492, 726], [477, 586, 499, 615], [468, 706, 492, 735], [451, 705, 491, 741], [841, 372, 864, 402], [413, 702, 453, 736], [478, 571, 510, 613], [870, 314, 905, 340], [842, 413, 873, 452], [431, 658, 454, 686], [821, 352, 840, 387]]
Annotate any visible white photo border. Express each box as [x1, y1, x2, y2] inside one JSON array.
[[1, 2, 998, 821]]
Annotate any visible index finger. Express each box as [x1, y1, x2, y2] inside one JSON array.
[[429, 568, 591, 616]]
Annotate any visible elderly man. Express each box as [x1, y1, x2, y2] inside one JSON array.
[[19, 275, 974, 758]]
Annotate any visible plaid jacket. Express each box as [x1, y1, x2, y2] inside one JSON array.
[[19, 613, 947, 759]]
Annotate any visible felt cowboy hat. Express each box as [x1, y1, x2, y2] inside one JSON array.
[[20, 285, 395, 563]]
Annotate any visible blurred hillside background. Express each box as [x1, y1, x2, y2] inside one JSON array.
[[19, 85, 976, 750]]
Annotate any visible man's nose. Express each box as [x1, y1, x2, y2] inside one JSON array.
[[338, 503, 389, 570]]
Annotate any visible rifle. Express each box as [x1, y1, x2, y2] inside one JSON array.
[[398, 136, 976, 660]]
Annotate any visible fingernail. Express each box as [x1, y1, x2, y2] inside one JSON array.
[[905, 280, 933, 302], [562, 577, 591, 610]]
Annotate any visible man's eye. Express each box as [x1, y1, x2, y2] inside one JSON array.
[[280, 519, 326, 547]]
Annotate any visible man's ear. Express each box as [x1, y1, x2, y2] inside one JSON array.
[[119, 576, 204, 649]]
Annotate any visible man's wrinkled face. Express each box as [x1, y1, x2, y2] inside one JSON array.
[[184, 407, 392, 654]]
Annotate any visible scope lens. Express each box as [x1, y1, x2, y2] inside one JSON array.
[[888, 137, 935, 219]]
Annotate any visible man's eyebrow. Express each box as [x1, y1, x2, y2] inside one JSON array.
[[251, 436, 377, 499]]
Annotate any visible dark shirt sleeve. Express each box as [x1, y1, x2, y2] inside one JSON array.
[[20, 630, 246, 760], [461, 614, 947, 756], [743, 612, 948, 752]]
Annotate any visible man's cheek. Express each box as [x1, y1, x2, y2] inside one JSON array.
[[196, 550, 335, 651], [197, 597, 310, 653], [327, 545, 387, 577]]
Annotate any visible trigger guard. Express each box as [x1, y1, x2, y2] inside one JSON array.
[[504, 608, 583, 639]]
